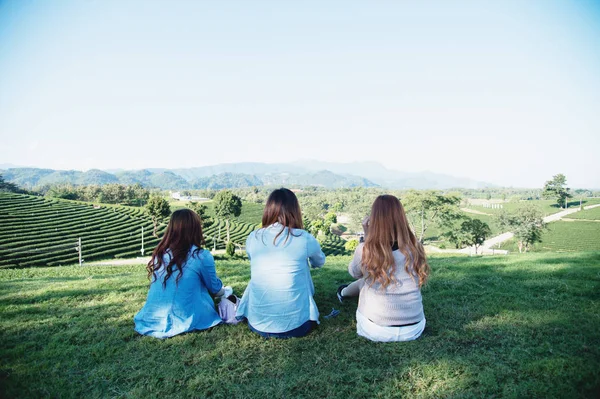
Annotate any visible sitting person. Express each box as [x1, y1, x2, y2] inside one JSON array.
[[337, 195, 430, 342], [134, 209, 231, 339], [236, 188, 326, 338]]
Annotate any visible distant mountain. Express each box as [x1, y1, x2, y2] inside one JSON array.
[[292, 160, 493, 189], [171, 163, 309, 180], [0, 166, 377, 190], [192, 173, 264, 189], [1, 161, 493, 190]]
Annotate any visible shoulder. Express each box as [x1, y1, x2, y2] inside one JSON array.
[[247, 230, 258, 240], [292, 228, 310, 237], [189, 246, 214, 263], [354, 242, 365, 254]]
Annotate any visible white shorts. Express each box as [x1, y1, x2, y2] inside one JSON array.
[[356, 310, 425, 342]]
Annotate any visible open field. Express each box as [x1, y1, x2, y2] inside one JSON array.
[[500, 221, 600, 253], [1, 253, 599, 398], [565, 206, 600, 221], [467, 199, 600, 217]]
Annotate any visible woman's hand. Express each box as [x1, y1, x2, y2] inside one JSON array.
[[216, 285, 233, 298]]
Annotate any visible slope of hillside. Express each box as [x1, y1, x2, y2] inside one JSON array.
[[0, 193, 348, 267]]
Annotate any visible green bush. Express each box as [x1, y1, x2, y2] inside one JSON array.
[[344, 238, 359, 252], [225, 241, 235, 256]]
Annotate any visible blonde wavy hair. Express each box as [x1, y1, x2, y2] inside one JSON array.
[[362, 195, 429, 288]]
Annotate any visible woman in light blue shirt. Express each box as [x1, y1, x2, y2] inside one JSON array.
[[236, 188, 326, 338], [134, 209, 230, 339]]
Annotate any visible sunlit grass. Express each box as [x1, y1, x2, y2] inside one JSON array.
[[1, 253, 599, 398]]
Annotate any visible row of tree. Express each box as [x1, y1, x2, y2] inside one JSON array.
[[0, 175, 26, 194], [39, 183, 151, 206]]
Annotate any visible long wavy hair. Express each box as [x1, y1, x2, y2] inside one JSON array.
[[260, 188, 304, 244], [362, 195, 429, 288], [146, 208, 205, 287]]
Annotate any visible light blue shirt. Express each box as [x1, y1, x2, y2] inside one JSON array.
[[134, 246, 223, 339], [236, 223, 326, 333]]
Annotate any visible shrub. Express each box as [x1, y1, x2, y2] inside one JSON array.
[[225, 241, 235, 256], [344, 239, 359, 252]]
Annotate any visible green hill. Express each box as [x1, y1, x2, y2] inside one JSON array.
[[0, 193, 348, 267], [0, 253, 598, 397]]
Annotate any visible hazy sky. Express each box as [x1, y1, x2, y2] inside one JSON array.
[[1, 0, 599, 188]]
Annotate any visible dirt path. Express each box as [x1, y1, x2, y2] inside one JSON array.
[[461, 208, 491, 215]]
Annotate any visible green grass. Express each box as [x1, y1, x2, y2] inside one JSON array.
[[566, 206, 600, 221], [1, 253, 599, 398], [468, 199, 600, 217], [501, 221, 600, 253]]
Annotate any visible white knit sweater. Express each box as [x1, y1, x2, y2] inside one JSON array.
[[349, 243, 425, 326]]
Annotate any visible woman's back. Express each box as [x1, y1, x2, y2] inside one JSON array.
[[349, 243, 424, 327], [236, 224, 325, 333], [135, 247, 223, 338]]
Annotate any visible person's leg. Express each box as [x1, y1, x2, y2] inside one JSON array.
[[341, 279, 363, 297]]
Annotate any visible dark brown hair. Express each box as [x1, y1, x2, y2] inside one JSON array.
[[146, 208, 205, 287], [362, 195, 429, 288], [260, 188, 303, 244]]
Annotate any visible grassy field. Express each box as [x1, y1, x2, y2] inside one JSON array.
[[566, 206, 600, 220], [501, 221, 600, 253], [1, 253, 599, 398], [467, 199, 600, 217]]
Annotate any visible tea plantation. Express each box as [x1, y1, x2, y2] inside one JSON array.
[[0, 193, 348, 268]]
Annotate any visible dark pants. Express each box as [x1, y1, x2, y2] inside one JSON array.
[[248, 320, 317, 339]]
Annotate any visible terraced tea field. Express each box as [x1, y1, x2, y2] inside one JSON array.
[[500, 220, 600, 253], [0, 193, 158, 268], [0, 193, 349, 268], [565, 206, 600, 220]]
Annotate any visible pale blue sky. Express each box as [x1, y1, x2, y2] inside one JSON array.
[[1, 0, 599, 187]]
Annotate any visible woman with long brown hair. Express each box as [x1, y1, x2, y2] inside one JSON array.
[[134, 208, 231, 339], [236, 188, 326, 338], [337, 195, 430, 342]]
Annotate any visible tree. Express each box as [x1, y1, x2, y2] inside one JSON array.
[[213, 190, 242, 243], [344, 238, 359, 252], [126, 183, 150, 206], [324, 212, 337, 225], [308, 219, 324, 236], [446, 217, 491, 254], [46, 185, 78, 200], [225, 241, 236, 257], [0, 175, 23, 193], [497, 205, 545, 253], [543, 174, 571, 208], [403, 190, 462, 243], [187, 202, 214, 231], [146, 195, 171, 237]]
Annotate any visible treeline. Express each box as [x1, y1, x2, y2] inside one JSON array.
[[36, 183, 151, 206], [0, 175, 28, 194]]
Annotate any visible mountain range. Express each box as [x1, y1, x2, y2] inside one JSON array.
[[0, 162, 493, 190]]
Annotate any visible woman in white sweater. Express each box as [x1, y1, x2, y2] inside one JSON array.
[[337, 195, 430, 342]]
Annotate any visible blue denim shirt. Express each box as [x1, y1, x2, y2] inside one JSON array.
[[236, 223, 326, 333], [134, 247, 223, 338]]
